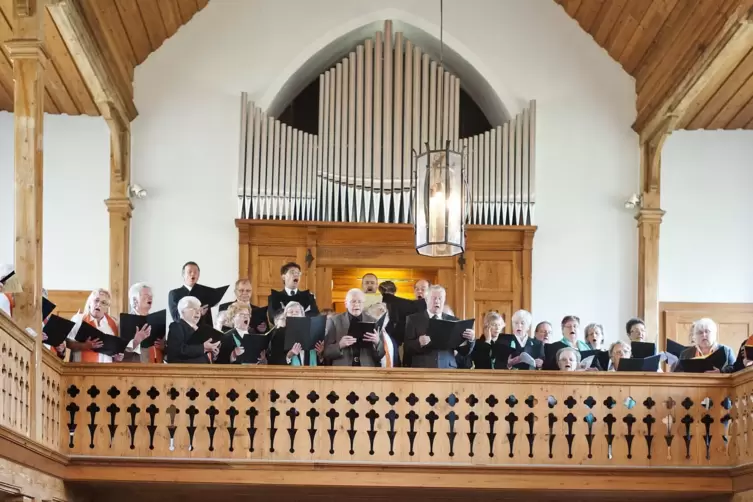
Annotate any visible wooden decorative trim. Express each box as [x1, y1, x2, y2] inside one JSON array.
[[0, 311, 35, 351], [13, 0, 33, 18], [47, 0, 137, 122], [62, 460, 733, 493], [58, 363, 730, 387], [0, 481, 21, 495], [3, 40, 48, 64], [0, 425, 68, 479], [635, 5, 753, 139]]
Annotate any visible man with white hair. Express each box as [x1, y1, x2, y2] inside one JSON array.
[[404, 285, 475, 369], [124, 283, 166, 363], [323, 288, 385, 367]]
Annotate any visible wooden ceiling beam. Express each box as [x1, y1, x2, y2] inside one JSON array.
[[47, 0, 137, 123], [635, 3, 753, 142]]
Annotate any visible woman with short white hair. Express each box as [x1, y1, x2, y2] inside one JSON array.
[[674, 318, 735, 372], [507, 309, 544, 369], [166, 296, 220, 364], [67, 289, 124, 363]]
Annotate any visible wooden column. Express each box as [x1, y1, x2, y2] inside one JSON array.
[[6, 0, 47, 442], [103, 107, 132, 314], [636, 118, 675, 344]]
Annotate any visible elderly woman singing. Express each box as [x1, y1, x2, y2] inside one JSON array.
[[166, 296, 220, 364], [674, 318, 735, 373]]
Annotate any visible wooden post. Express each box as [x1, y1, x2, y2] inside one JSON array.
[[636, 117, 676, 345], [5, 0, 47, 442], [103, 106, 132, 314]]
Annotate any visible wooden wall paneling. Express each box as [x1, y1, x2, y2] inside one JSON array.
[[44, 12, 98, 115], [134, 0, 168, 52], [46, 290, 90, 320], [621, 0, 680, 74], [175, 0, 199, 25], [315, 266, 333, 311], [238, 221, 534, 327], [115, 0, 152, 64], [156, 0, 182, 38], [250, 245, 259, 305], [661, 302, 753, 351]]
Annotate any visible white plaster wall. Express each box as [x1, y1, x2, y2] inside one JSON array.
[[131, 0, 639, 342], [660, 130, 753, 303], [0, 111, 110, 291]]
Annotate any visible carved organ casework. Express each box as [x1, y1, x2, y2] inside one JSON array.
[[235, 20, 537, 322]]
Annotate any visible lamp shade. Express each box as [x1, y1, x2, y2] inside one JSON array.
[[414, 142, 467, 257]]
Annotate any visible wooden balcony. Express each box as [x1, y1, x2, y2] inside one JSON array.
[[3, 313, 753, 501]]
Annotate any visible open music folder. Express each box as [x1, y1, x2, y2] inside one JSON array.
[[284, 316, 326, 351], [427, 318, 474, 350], [119, 310, 167, 348], [73, 321, 128, 356]]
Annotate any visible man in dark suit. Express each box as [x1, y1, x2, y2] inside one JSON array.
[[267, 262, 319, 320], [405, 285, 475, 369], [323, 289, 384, 367], [168, 261, 213, 327]]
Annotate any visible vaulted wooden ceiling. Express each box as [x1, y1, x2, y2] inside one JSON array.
[[2, 0, 753, 133], [554, 0, 753, 130], [0, 0, 208, 115]]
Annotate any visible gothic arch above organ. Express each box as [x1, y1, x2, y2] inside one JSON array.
[[237, 20, 537, 227]]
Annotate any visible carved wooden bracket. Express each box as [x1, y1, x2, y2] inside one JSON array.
[[0, 481, 22, 496], [13, 0, 34, 17], [305, 248, 314, 269]]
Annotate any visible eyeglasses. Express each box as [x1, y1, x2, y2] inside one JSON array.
[[92, 298, 111, 307]]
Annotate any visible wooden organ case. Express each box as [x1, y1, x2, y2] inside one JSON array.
[[237, 220, 535, 328]]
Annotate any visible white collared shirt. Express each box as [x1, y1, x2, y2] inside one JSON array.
[[0, 294, 10, 317], [68, 313, 115, 363], [285, 288, 298, 296]]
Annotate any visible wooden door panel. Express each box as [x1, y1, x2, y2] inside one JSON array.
[[661, 302, 753, 350]]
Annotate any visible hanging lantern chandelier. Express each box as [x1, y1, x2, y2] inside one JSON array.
[[412, 0, 469, 258]]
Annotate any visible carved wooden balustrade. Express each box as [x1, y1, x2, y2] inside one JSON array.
[[9, 310, 753, 498], [58, 364, 736, 467]]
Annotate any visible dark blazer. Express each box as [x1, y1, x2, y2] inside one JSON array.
[[404, 311, 475, 369], [267, 289, 319, 321], [323, 312, 385, 367], [168, 285, 213, 327], [166, 319, 210, 364]]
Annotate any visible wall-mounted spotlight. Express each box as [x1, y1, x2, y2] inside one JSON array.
[[624, 193, 641, 210], [128, 183, 148, 199]]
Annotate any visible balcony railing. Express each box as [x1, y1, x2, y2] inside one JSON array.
[[3, 313, 753, 472]]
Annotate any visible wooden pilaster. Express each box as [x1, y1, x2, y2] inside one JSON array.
[[636, 117, 675, 344], [103, 111, 131, 314], [6, 0, 47, 442]]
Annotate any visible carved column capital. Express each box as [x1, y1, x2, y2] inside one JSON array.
[[104, 197, 133, 217], [635, 207, 666, 226], [4, 39, 48, 64]]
